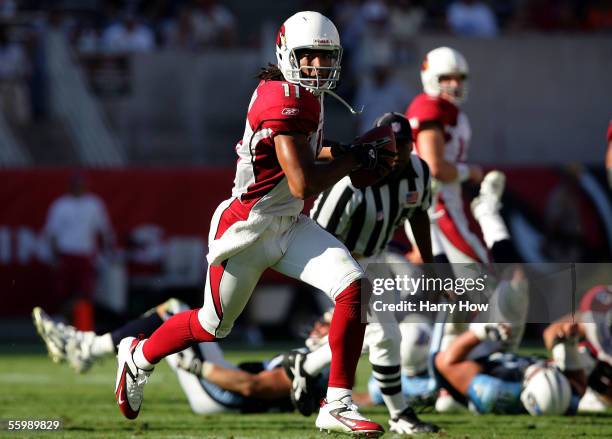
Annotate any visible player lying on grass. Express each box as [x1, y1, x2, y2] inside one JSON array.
[[361, 283, 612, 415], [33, 300, 315, 414], [33, 300, 418, 418], [544, 284, 612, 413], [433, 320, 587, 416]]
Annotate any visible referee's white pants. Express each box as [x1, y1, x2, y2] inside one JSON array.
[[198, 210, 364, 338], [361, 251, 414, 367]]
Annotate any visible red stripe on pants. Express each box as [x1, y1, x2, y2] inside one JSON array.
[[208, 260, 227, 321], [435, 198, 485, 262]]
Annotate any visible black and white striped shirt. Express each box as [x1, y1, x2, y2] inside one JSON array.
[[311, 154, 431, 258]]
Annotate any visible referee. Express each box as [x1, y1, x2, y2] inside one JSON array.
[[311, 114, 433, 263], [301, 113, 437, 434]]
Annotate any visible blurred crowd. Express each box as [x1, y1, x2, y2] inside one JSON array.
[[0, 0, 610, 127], [5, 0, 611, 55]]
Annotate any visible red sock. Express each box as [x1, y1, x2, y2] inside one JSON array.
[[327, 280, 368, 389], [142, 308, 215, 364]]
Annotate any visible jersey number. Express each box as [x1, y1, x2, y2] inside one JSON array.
[[282, 83, 300, 98]]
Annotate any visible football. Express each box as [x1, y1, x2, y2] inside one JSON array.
[[349, 125, 397, 189]]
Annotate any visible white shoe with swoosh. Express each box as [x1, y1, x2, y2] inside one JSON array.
[[115, 337, 153, 419], [315, 396, 384, 437]]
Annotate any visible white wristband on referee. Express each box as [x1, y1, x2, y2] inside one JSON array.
[[552, 342, 582, 371], [456, 164, 470, 183]]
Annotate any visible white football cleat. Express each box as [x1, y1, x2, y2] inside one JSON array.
[[435, 389, 467, 413], [282, 351, 319, 416], [471, 170, 506, 219], [578, 387, 608, 413], [389, 407, 440, 434], [115, 337, 153, 420], [66, 330, 98, 373], [32, 307, 76, 363], [315, 396, 384, 437]]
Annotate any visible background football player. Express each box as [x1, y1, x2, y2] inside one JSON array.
[[433, 320, 585, 416], [33, 301, 304, 415], [405, 47, 526, 410]]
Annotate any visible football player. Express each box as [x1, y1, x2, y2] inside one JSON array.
[[433, 321, 586, 416], [544, 285, 612, 412], [113, 11, 396, 437], [33, 302, 308, 415], [405, 48, 525, 410], [407, 47, 501, 265]]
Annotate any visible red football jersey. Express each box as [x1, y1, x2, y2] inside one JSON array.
[[405, 93, 471, 164], [232, 80, 322, 210], [607, 120, 612, 143]]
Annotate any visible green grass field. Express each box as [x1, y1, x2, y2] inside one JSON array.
[[0, 347, 611, 439]]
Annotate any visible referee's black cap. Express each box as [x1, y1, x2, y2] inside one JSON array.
[[373, 112, 413, 142]]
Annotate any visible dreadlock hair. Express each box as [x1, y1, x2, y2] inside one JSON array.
[[257, 63, 284, 81]]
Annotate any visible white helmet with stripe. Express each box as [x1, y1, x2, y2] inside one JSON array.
[[275, 11, 342, 93], [421, 47, 469, 104], [520, 364, 572, 415]]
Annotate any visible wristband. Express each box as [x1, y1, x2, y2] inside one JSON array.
[[470, 323, 495, 341], [552, 342, 582, 371], [607, 167, 612, 190], [456, 163, 470, 183], [201, 361, 214, 379]]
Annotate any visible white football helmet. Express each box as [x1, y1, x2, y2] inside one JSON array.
[[421, 47, 469, 104], [275, 11, 342, 93], [520, 364, 572, 415]]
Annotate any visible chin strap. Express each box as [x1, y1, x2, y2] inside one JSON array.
[[322, 89, 364, 115]]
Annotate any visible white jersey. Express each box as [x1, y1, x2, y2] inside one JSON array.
[[44, 193, 113, 256]]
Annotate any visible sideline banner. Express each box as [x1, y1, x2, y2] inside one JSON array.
[[0, 168, 234, 315], [0, 165, 610, 316]]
